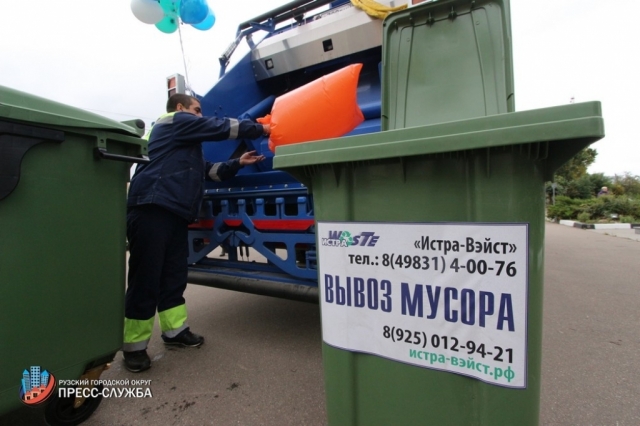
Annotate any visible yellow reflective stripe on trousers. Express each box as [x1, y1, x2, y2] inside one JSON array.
[[123, 317, 154, 351], [158, 304, 188, 336]]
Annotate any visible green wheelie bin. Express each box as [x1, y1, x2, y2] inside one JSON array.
[[0, 85, 148, 425], [274, 0, 605, 424]]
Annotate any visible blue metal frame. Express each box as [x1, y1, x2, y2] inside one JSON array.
[[187, 180, 317, 280]]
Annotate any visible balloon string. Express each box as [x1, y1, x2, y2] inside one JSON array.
[[177, 22, 192, 95]]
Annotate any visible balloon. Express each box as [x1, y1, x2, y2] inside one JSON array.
[[191, 8, 215, 30], [155, 12, 179, 33], [179, 0, 208, 25], [159, 0, 181, 14], [156, 0, 179, 33], [130, 0, 164, 25]]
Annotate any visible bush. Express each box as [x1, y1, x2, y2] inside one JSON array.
[[609, 196, 640, 217], [547, 195, 640, 221], [620, 215, 636, 224], [585, 196, 613, 218], [546, 166, 640, 221], [577, 212, 591, 223], [586, 196, 640, 219], [547, 196, 585, 220]]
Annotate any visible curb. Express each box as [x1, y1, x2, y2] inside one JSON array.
[[558, 220, 640, 230]]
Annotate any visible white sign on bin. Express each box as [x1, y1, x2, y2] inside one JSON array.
[[317, 221, 529, 388]]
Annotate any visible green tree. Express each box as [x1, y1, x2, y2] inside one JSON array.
[[554, 148, 597, 181], [565, 175, 594, 199], [547, 148, 597, 202], [612, 173, 640, 197]]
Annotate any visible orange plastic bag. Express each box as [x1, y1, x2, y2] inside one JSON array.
[[258, 63, 364, 153]]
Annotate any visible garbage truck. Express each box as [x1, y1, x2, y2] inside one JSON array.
[[184, 0, 402, 302]]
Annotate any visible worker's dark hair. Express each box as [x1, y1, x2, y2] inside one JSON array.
[[166, 94, 198, 112]]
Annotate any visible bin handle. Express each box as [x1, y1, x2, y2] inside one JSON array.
[[94, 147, 150, 164], [93, 131, 150, 164]]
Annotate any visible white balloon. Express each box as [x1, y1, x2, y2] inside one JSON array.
[[131, 0, 165, 25]]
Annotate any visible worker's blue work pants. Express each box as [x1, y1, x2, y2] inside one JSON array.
[[123, 204, 190, 351]]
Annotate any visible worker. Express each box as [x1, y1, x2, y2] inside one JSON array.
[[123, 93, 269, 372]]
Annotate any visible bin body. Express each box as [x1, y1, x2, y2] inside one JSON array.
[[0, 86, 147, 415], [274, 103, 605, 425]]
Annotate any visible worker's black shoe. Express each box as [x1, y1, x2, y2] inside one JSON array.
[[123, 350, 151, 373], [162, 328, 204, 348]]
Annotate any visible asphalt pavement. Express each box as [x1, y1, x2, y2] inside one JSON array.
[[537, 223, 640, 426], [3, 223, 639, 426]]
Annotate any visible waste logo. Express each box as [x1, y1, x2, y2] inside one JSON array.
[[321, 230, 379, 247], [19, 366, 56, 406]]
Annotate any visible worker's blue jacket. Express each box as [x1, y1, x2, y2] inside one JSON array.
[[127, 111, 264, 221]]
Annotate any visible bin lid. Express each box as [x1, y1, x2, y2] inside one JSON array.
[[0, 85, 141, 136], [382, 0, 514, 130]]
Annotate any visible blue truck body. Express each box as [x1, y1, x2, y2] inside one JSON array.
[[186, 0, 387, 301]]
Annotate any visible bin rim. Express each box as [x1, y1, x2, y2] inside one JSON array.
[[0, 85, 141, 137], [273, 101, 605, 169]]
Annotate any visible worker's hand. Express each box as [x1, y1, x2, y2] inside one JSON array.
[[262, 124, 271, 135], [239, 150, 266, 166]]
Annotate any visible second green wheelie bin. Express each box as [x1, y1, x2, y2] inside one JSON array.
[[274, 0, 605, 424], [0, 85, 148, 425]]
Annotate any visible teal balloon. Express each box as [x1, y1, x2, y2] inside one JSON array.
[[155, 13, 178, 33], [180, 0, 208, 25], [192, 8, 215, 30], [159, 0, 180, 14]]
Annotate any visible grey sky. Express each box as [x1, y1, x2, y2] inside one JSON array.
[[2, 0, 637, 176]]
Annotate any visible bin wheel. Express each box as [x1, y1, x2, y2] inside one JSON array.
[[44, 384, 103, 426]]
